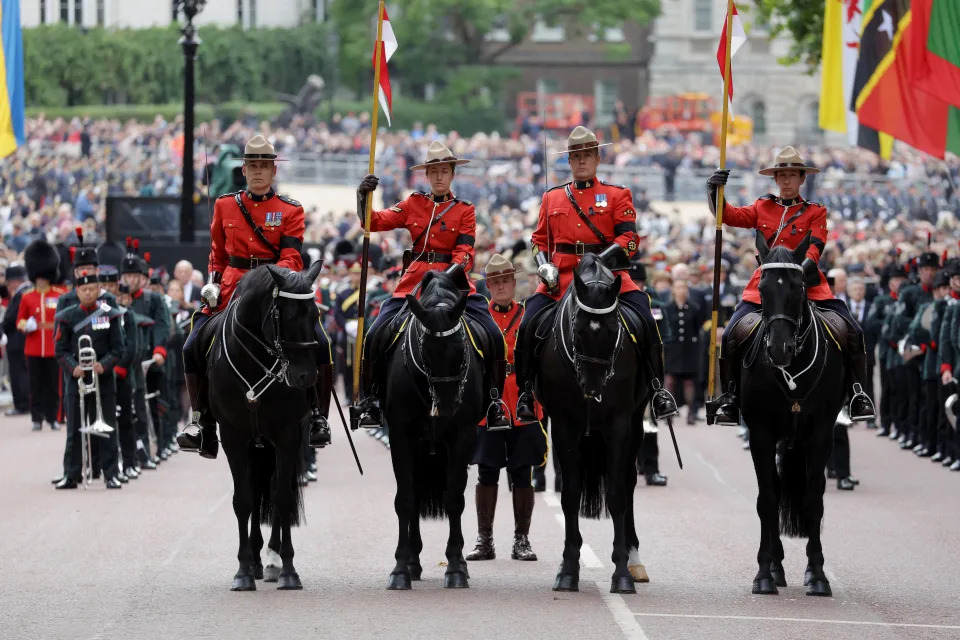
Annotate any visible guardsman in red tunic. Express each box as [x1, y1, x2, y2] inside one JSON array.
[[177, 135, 333, 458], [466, 254, 546, 564], [705, 146, 876, 425], [18, 239, 67, 432], [514, 126, 679, 421], [351, 141, 509, 429]]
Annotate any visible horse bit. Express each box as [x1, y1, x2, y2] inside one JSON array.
[[404, 306, 470, 416], [222, 287, 318, 405]]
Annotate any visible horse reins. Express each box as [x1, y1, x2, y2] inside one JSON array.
[[557, 286, 624, 397], [403, 310, 470, 416]]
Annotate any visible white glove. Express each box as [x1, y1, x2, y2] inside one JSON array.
[[24, 317, 38, 333], [200, 283, 221, 309], [537, 263, 560, 290]]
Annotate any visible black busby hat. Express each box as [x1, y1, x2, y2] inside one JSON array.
[[4, 263, 26, 281], [333, 238, 356, 262], [884, 262, 908, 280], [98, 265, 119, 283], [935, 269, 951, 289], [72, 226, 98, 268], [96, 241, 126, 269], [74, 268, 98, 287], [628, 260, 648, 283], [120, 237, 143, 275], [24, 239, 61, 283], [917, 251, 940, 269]]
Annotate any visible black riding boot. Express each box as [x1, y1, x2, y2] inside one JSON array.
[[847, 340, 876, 422], [514, 346, 538, 422], [646, 335, 679, 420], [176, 373, 219, 459], [511, 486, 537, 561], [466, 484, 497, 561], [309, 363, 333, 448], [486, 359, 510, 429], [351, 358, 382, 428], [706, 356, 741, 426]]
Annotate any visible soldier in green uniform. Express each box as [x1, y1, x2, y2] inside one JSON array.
[[54, 270, 125, 489], [887, 252, 939, 450], [906, 268, 951, 457], [865, 261, 908, 438], [113, 280, 144, 479], [936, 259, 960, 469]]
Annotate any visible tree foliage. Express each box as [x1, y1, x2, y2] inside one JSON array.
[[22, 23, 332, 107], [329, 0, 660, 104], [749, 0, 825, 71]]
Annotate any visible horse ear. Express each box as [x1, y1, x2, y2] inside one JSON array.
[[793, 230, 813, 264], [450, 291, 468, 319], [406, 294, 426, 322], [305, 259, 323, 284], [573, 266, 586, 297], [610, 275, 622, 301], [266, 265, 284, 286], [755, 230, 771, 261]]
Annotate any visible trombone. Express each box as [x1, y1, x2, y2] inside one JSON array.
[[78, 335, 114, 489]]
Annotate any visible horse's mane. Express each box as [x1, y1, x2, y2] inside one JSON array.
[[233, 265, 310, 299], [763, 245, 798, 266], [577, 254, 615, 285]]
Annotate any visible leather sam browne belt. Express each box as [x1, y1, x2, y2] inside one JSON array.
[[553, 242, 606, 256], [412, 251, 453, 263], [228, 256, 278, 269]]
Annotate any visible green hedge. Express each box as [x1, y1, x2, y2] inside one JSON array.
[[27, 100, 508, 136]]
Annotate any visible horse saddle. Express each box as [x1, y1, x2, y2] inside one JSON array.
[[617, 299, 648, 357], [197, 311, 228, 362], [366, 303, 487, 362], [725, 310, 763, 355], [811, 307, 849, 352]]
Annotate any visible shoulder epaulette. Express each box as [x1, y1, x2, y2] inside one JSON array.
[[455, 198, 473, 206], [216, 190, 242, 200], [806, 200, 823, 207], [599, 179, 627, 190], [760, 194, 777, 201], [412, 190, 430, 198], [546, 181, 571, 193], [277, 194, 302, 207], [22, 286, 34, 294]]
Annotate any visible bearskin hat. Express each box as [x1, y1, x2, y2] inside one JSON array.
[[96, 242, 126, 269], [24, 239, 61, 284], [917, 251, 940, 269]]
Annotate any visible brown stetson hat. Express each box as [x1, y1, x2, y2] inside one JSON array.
[[757, 146, 820, 176]]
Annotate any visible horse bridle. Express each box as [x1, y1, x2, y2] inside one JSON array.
[[223, 286, 318, 403], [404, 305, 469, 415], [558, 282, 624, 399], [757, 261, 820, 391]]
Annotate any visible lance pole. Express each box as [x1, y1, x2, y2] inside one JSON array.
[[353, 0, 386, 400], [707, 0, 735, 404]]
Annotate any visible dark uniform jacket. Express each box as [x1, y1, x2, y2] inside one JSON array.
[[1, 283, 30, 354], [54, 301, 124, 381], [663, 297, 705, 376], [889, 282, 934, 369], [127, 288, 170, 361], [907, 298, 948, 380]]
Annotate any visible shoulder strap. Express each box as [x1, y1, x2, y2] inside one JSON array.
[[771, 202, 812, 244], [564, 184, 609, 244], [234, 193, 281, 260], [410, 200, 460, 251], [504, 305, 523, 334]]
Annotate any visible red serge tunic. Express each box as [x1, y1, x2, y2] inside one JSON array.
[[17, 285, 67, 357], [480, 300, 543, 426], [206, 189, 305, 315], [722, 195, 834, 304], [531, 179, 642, 300], [370, 191, 477, 298]]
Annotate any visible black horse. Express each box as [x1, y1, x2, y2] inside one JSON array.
[[381, 270, 485, 590], [197, 261, 324, 591], [536, 254, 650, 594], [740, 232, 846, 597]]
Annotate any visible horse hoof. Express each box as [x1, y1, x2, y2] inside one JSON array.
[[611, 575, 636, 594], [771, 562, 787, 588], [752, 578, 779, 595], [387, 573, 412, 590], [253, 563, 264, 580], [806, 579, 832, 597], [408, 564, 423, 581], [444, 571, 469, 589], [263, 565, 280, 583], [230, 575, 257, 591], [459, 557, 470, 579], [277, 572, 303, 590], [553, 574, 579, 592], [804, 567, 814, 586], [628, 563, 650, 583]]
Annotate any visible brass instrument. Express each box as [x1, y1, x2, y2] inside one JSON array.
[[77, 335, 113, 488], [140, 358, 159, 452]]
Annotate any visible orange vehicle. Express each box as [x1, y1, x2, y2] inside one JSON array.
[[640, 92, 753, 145], [516, 92, 596, 131]]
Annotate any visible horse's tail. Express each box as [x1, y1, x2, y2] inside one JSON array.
[[777, 443, 811, 538], [250, 429, 306, 528], [579, 433, 608, 519], [415, 442, 448, 520]]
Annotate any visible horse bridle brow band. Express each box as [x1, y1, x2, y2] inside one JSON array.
[[760, 263, 803, 271], [575, 298, 618, 315], [277, 290, 316, 300], [422, 322, 463, 338]]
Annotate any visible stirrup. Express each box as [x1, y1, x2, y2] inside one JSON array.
[[486, 395, 512, 432], [848, 383, 876, 422], [650, 381, 679, 420]]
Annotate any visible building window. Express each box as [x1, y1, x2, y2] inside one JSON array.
[[747, 98, 767, 135], [237, 0, 243, 25], [694, 0, 713, 32], [799, 99, 821, 134], [60, 0, 69, 22], [588, 26, 626, 43], [485, 15, 510, 42], [74, 0, 82, 25], [531, 20, 565, 43], [249, 0, 256, 28], [98, 0, 105, 26], [40, 0, 46, 24], [594, 79, 619, 127]]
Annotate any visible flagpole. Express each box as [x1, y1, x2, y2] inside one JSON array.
[[707, 0, 735, 406], [353, 0, 386, 401]]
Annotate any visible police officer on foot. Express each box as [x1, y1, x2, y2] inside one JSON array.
[[351, 141, 509, 430], [178, 135, 333, 457], [514, 126, 678, 422], [705, 146, 876, 425]]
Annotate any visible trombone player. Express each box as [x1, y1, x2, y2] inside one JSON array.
[[54, 269, 125, 489]]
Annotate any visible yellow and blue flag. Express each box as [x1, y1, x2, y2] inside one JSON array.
[[0, 0, 24, 158]]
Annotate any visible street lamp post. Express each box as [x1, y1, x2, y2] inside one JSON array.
[[176, 0, 205, 244]]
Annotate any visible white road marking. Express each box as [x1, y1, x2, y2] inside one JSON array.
[[695, 451, 736, 492], [552, 513, 603, 568], [162, 489, 232, 567], [632, 612, 960, 630], [595, 581, 650, 640]]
